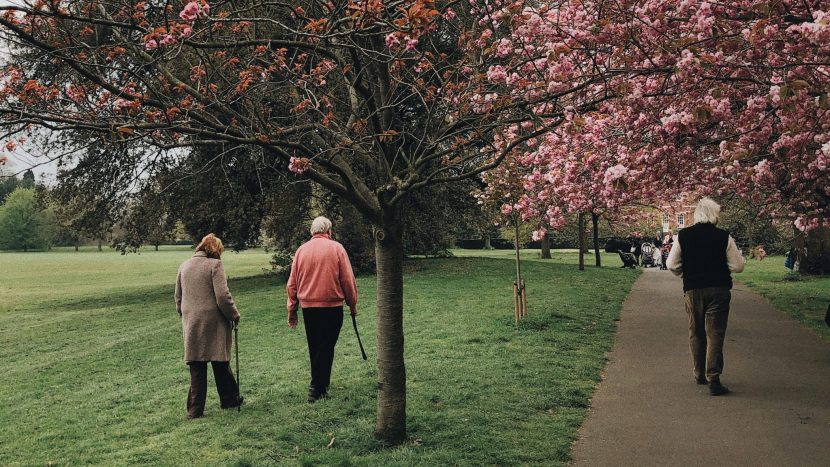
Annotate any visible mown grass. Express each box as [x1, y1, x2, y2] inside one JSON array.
[[0, 247, 637, 466], [738, 256, 830, 343]]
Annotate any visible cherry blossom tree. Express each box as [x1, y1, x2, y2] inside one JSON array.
[[504, 0, 830, 228], [479, 0, 830, 267]]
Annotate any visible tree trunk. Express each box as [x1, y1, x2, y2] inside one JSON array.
[[578, 212, 586, 271], [97, 239, 102, 251], [592, 212, 601, 267], [794, 226, 805, 273], [540, 233, 551, 259], [155, 243, 159, 251], [483, 234, 492, 250], [374, 220, 407, 444], [803, 226, 830, 275], [75, 242, 79, 252]]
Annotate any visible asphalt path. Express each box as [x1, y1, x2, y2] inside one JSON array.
[[570, 268, 830, 467]]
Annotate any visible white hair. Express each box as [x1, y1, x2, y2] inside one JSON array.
[[693, 198, 720, 225], [310, 216, 332, 235]]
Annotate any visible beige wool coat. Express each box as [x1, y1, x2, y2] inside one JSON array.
[[175, 252, 240, 362]]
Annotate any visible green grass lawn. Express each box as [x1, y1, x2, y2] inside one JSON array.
[[738, 256, 830, 342], [0, 247, 638, 466]]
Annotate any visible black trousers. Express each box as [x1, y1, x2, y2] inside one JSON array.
[[302, 306, 344, 393], [187, 361, 239, 418]]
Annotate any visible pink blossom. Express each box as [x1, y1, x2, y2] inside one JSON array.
[[179, 2, 208, 22], [603, 164, 628, 184], [404, 36, 419, 51], [145, 39, 158, 50], [385, 33, 400, 48], [288, 157, 311, 174], [486, 65, 507, 84]]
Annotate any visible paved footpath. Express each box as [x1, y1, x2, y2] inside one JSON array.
[[570, 268, 830, 467]]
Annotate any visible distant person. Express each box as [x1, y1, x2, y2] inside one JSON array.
[[175, 233, 242, 418], [667, 198, 744, 396], [660, 234, 674, 270], [286, 216, 358, 402], [633, 238, 643, 265]]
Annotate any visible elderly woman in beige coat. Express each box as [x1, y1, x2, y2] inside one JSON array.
[[175, 233, 242, 419]]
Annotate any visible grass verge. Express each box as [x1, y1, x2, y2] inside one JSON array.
[[738, 256, 830, 343]]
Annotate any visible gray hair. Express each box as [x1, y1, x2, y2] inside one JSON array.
[[310, 216, 332, 235], [693, 198, 720, 225]]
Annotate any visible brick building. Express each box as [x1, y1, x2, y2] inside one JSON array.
[[659, 195, 697, 238]]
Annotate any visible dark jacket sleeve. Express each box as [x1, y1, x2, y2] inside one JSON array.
[[212, 261, 240, 322]]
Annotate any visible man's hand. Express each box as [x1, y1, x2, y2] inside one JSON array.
[[288, 310, 298, 329], [350, 306, 358, 317], [233, 314, 241, 325]]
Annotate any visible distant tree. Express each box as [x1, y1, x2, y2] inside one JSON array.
[[155, 145, 311, 251], [20, 169, 35, 188], [52, 146, 121, 250], [0, 187, 51, 251], [116, 186, 177, 252], [1, 167, 23, 202]]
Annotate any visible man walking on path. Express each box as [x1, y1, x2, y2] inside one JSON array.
[[286, 216, 359, 402], [667, 198, 744, 395]]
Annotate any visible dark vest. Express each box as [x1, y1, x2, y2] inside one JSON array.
[[678, 223, 732, 292]]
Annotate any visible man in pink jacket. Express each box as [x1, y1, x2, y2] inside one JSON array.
[[287, 216, 358, 402]]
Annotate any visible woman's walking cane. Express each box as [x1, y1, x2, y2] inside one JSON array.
[[234, 322, 241, 411]]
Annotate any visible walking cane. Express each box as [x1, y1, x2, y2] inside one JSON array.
[[351, 314, 367, 361], [234, 322, 240, 411]]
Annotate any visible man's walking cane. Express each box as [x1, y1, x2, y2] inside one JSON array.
[[351, 314, 367, 361], [234, 322, 241, 411]]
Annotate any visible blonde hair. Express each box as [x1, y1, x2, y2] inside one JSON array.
[[693, 198, 721, 225], [310, 216, 332, 235], [195, 233, 225, 259]]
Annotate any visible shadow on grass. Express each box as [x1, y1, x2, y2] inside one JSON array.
[[41, 274, 279, 312]]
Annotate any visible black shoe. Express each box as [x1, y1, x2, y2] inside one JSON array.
[[695, 376, 707, 385], [308, 387, 323, 403], [709, 379, 730, 396], [222, 395, 244, 409]]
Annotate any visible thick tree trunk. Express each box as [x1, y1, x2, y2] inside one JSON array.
[[483, 234, 492, 250], [540, 233, 551, 259], [592, 212, 601, 267], [97, 239, 102, 252], [74, 242, 79, 252], [374, 220, 407, 444], [578, 212, 586, 271], [803, 226, 830, 275], [155, 243, 159, 251]]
